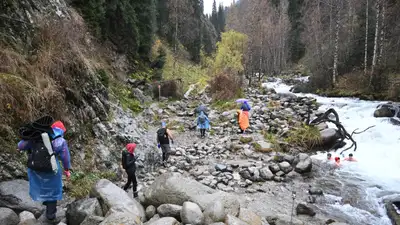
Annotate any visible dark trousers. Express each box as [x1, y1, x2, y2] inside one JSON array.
[[43, 201, 57, 220], [200, 129, 206, 137], [160, 144, 171, 162], [123, 170, 138, 197]]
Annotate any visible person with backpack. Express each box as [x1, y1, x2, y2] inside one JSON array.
[[194, 104, 208, 117], [122, 143, 138, 198], [17, 117, 71, 222], [197, 111, 210, 138], [157, 122, 174, 166]]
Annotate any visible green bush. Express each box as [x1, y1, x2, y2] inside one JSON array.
[[97, 69, 109, 88], [285, 125, 321, 150]]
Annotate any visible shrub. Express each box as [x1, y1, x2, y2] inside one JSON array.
[[68, 170, 117, 199], [285, 125, 322, 150], [209, 73, 243, 100], [97, 69, 109, 88]]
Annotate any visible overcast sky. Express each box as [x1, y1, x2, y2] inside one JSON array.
[[204, 0, 235, 15]]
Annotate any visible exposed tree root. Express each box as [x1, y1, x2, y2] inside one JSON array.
[[307, 108, 375, 154]]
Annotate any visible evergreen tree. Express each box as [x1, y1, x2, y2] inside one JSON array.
[[211, 0, 219, 33], [217, 4, 225, 34], [134, 0, 157, 59], [287, 0, 305, 63]]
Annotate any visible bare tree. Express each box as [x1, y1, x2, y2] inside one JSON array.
[[364, 0, 369, 76], [370, 0, 381, 87]]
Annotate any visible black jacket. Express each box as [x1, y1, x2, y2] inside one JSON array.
[[122, 151, 137, 172]]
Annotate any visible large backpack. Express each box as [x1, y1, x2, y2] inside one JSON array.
[[198, 114, 206, 124], [19, 116, 58, 173], [157, 128, 169, 143]]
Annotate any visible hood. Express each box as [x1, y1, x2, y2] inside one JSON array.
[[51, 121, 66, 138], [126, 143, 137, 154], [161, 121, 166, 128]]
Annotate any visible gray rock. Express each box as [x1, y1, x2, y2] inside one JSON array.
[[132, 88, 151, 104], [0, 180, 44, 217], [308, 187, 323, 195], [145, 206, 156, 220], [209, 223, 226, 225], [144, 214, 161, 225], [283, 155, 295, 164], [156, 204, 182, 219], [276, 171, 285, 177], [0, 207, 19, 225], [215, 164, 228, 172], [255, 141, 273, 152], [66, 198, 103, 225], [91, 179, 145, 221], [294, 153, 312, 174], [180, 202, 204, 225], [373, 104, 397, 118], [18, 211, 36, 225], [191, 192, 240, 217], [296, 203, 316, 217], [225, 215, 248, 225], [203, 200, 226, 224], [278, 162, 293, 174], [269, 164, 281, 174], [146, 217, 179, 225], [238, 208, 262, 225], [143, 173, 214, 207], [37, 206, 66, 224], [99, 212, 141, 225], [80, 215, 105, 225], [259, 168, 274, 181], [266, 214, 304, 225], [320, 128, 339, 145]]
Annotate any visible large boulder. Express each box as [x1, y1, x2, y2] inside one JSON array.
[[203, 200, 226, 224], [0, 180, 44, 218], [143, 173, 214, 207], [18, 211, 36, 225], [320, 128, 339, 145], [374, 103, 399, 118], [225, 215, 248, 225], [91, 179, 145, 221], [80, 215, 105, 225], [295, 203, 315, 217], [146, 217, 180, 225], [0, 207, 19, 225], [259, 168, 274, 181], [278, 162, 293, 174], [191, 192, 240, 217], [156, 204, 182, 219], [293, 153, 312, 174], [180, 202, 204, 225], [99, 212, 141, 225], [238, 208, 262, 225], [145, 206, 156, 220], [66, 198, 103, 225]]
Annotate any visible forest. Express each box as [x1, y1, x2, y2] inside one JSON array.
[[227, 0, 400, 100]]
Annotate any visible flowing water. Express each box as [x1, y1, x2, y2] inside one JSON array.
[[264, 78, 400, 225]]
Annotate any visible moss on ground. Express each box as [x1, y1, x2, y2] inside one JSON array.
[[240, 136, 253, 144], [110, 81, 141, 113]]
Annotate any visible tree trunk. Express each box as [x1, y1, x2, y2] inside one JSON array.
[[369, 0, 380, 88], [332, 4, 341, 87], [173, 0, 178, 77], [364, 0, 369, 76], [378, 1, 385, 65]]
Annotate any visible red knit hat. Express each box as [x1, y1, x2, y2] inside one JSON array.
[[126, 143, 137, 154]]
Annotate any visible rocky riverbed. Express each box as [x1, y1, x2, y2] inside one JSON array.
[[0, 82, 359, 225]]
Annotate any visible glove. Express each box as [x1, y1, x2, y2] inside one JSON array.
[[157, 144, 161, 148], [64, 170, 71, 179]]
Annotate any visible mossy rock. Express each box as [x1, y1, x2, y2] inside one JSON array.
[[240, 136, 253, 144], [385, 201, 400, 225], [253, 141, 273, 153]]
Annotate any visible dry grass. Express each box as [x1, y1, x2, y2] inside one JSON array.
[[0, 17, 110, 153], [285, 125, 322, 150]]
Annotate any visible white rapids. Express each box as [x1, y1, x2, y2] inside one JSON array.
[[264, 78, 400, 225]]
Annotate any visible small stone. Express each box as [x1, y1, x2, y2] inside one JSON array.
[[278, 162, 293, 174], [269, 164, 281, 174], [215, 164, 228, 172], [180, 202, 204, 225], [145, 205, 156, 220]]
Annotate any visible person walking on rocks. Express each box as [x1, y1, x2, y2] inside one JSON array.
[[122, 143, 138, 198], [194, 103, 208, 117], [197, 111, 210, 138], [17, 117, 71, 222], [236, 110, 249, 134], [157, 122, 174, 166]]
